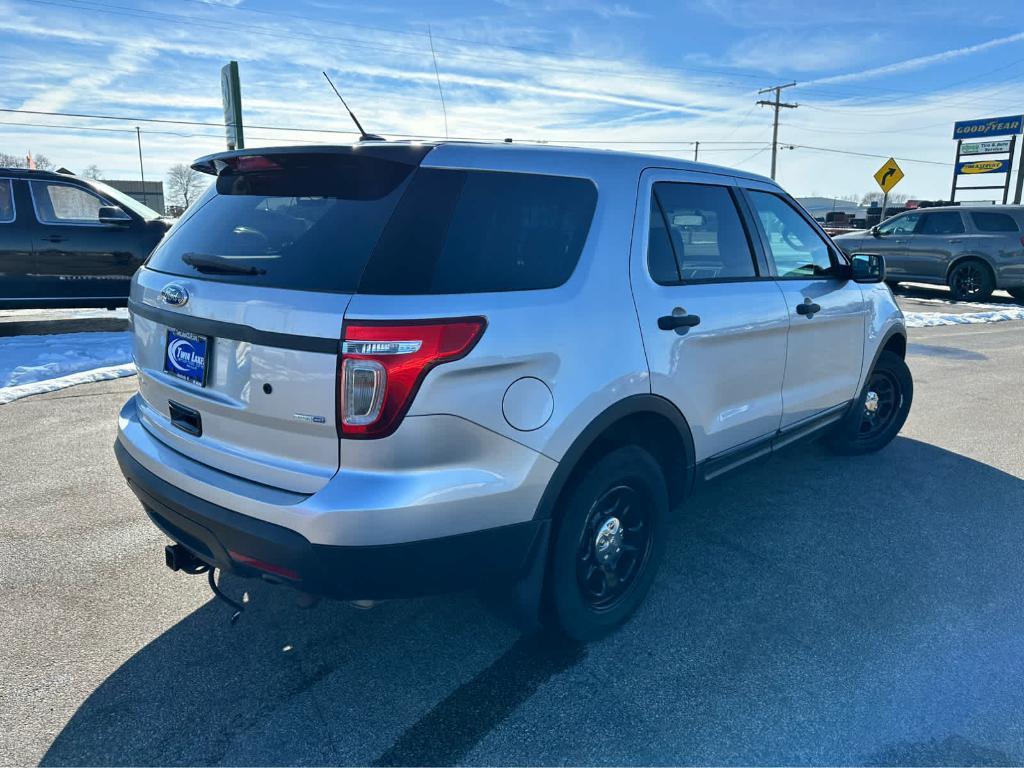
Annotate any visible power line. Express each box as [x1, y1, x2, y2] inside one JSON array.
[[782, 143, 952, 167]]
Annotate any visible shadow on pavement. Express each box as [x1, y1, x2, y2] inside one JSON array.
[[41, 436, 1024, 766], [892, 283, 1022, 307]]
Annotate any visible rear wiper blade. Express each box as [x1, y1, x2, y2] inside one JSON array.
[[182, 252, 266, 276]]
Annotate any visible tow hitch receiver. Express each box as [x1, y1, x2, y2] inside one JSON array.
[[163, 544, 247, 623]]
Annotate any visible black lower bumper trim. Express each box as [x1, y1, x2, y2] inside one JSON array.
[[114, 439, 546, 600]]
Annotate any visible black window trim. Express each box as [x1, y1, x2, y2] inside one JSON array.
[[740, 186, 848, 281], [645, 179, 766, 287]]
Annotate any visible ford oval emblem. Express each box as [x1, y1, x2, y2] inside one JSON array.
[[160, 284, 188, 307]]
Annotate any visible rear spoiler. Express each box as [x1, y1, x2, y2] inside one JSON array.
[[191, 143, 434, 175]]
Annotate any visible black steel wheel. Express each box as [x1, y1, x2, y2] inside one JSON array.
[[948, 260, 994, 302], [575, 484, 653, 612], [856, 369, 901, 442], [546, 445, 669, 641], [828, 350, 913, 455]]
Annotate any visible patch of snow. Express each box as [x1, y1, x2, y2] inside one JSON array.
[[901, 296, 1021, 311], [0, 331, 135, 404], [0, 364, 136, 405], [0, 307, 129, 321], [904, 308, 1024, 328]]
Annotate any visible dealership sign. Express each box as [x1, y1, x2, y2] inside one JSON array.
[[952, 115, 1023, 140], [956, 159, 1011, 175], [961, 140, 1012, 155]]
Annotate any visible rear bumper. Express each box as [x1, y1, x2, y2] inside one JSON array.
[[115, 439, 547, 599]]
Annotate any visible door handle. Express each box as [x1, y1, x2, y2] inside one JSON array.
[[42, 235, 66, 243], [948, 238, 963, 244], [658, 310, 701, 334], [796, 299, 821, 317]]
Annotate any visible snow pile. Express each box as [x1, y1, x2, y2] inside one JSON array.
[[904, 307, 1024, 328], [0, 332, 135, 405]]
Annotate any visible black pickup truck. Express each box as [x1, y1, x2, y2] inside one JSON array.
[[0, 168, 173, 309]]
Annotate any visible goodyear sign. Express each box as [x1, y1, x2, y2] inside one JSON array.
[[956, 159, 1011, 175], [953, 115, 1023, 140]]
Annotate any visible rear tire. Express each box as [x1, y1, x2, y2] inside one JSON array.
[[545, 446, 669, 642], [1009, 288, 1024, 305], [828, 351, 913, 455], [948, 259, 994, 302]]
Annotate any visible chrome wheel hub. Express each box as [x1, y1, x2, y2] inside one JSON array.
[[594, 517, 623, 565], [864, 390, 880, 415]]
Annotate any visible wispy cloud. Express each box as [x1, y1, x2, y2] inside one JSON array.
[[494, 0, 649, 19], [804, 31, 1024, 85]]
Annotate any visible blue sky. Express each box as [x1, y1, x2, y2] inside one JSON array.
[[0, 0, 1023, 199]]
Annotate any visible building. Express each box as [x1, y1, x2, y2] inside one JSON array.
[[104, 179, 165, 215]]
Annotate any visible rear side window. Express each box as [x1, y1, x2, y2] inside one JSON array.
[[0, 179, 13, 224], [646, 182, 757, 283], [358, 169, 597, 294], [917, 212, 965, 235], [31, 181, 106, 224], [145, 153, 418, 293], [971, 212, 1019, 232]]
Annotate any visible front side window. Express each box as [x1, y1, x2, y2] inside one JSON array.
[[917, 212, 965, 235], [747, 190, 833, 278], [31, 181, 106, 225], [0, 179, 13, 224], [646, 182, 757, 283], [971, 212, 1018, 233], [877, 212, 920, 235]]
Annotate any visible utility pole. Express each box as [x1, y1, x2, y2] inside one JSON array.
[[756, 82, 797, 180], [694, 141, 699, 162], [135, 126, 148, 207]]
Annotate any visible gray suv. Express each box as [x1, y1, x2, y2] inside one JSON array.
[[833, 205, 1024, 303], [115, 143, 913, 640]]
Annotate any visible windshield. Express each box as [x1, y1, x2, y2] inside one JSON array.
[[88, 178, 163, 221]]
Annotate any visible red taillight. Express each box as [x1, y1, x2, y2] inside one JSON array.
[[339, 318, 486, 438], [227, 155, 282, 173]]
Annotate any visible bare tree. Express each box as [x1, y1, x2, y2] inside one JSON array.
[[166, 163, 207, 209], [33, 154, 53, 171], [0, 151, 23, 168], [82, 164, 103, 179]]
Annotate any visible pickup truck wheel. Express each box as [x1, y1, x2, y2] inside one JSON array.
[[948, 259, 994, 302], [545, 446, 668, 642], [828, 351, 913, 455], [1009, 288, 1024, 305]]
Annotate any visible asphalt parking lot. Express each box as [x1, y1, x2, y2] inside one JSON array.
[[2, 295, 1023, 766]]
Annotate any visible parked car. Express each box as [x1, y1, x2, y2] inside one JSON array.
[[833, 205, 1024, 303], [0, 168, 172, 310], [115, 143, 912, 641]]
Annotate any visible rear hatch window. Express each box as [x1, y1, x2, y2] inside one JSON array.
[[145, 152, 417, 293], [146, 153, 597, 295]]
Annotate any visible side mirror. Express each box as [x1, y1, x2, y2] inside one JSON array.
[[850, 252, 885, 284], [98, 205, 131, 226], [870, 225, 881, 237]]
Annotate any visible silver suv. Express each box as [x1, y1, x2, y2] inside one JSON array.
[[833, 205, 1024, 303], [115, 143, 913, 640]]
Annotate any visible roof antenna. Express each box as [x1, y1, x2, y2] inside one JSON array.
[[427, 25, 449, 139], [322, 71, 384, 142]]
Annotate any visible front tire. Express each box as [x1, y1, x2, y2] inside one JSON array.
[[828, 351, 913, 455], [545, 446, 669, 642], [948, 259, 994, 302]]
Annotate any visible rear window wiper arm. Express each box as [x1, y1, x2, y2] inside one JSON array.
[[182, 252, 266, 276]]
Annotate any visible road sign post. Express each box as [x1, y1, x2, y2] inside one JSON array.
[[221, 61, 244, 151]]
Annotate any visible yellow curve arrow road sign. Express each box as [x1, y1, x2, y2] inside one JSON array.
[[874, 157, 904, 193]]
